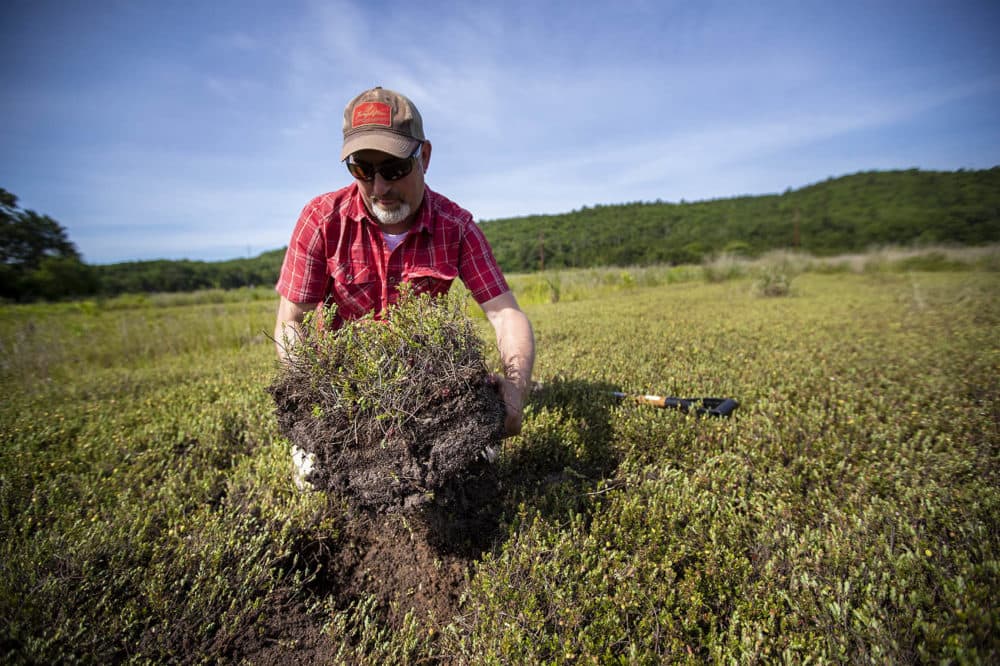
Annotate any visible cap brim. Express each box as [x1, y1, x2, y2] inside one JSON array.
[[341, 132, 419, 160]]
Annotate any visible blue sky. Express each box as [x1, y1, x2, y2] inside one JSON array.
[[2, 1, 998, 264]]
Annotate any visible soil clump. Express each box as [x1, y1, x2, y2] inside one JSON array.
[[267, 293, 506, 513]]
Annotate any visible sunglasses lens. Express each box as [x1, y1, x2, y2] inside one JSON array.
[[380, 159, 412, 181], [347, 161, 375, 181], [347, 150, 418, 182]]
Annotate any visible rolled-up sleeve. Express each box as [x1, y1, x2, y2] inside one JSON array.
[[276, 198, 330, 303], [459, 221, 510, 304]]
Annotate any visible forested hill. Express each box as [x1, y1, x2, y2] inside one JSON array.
[[477, 168, 1000, 272], [93, 248, 286, 295]]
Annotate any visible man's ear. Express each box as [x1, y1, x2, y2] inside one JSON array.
[[420, 140, 432, 172]]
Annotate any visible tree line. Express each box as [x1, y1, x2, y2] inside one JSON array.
[[478, 167, 1000, 272], [0, 187, 285, 302], [95, 250, 286, 296], [0, 189, 99, 302], [2, 168, 998, 302]]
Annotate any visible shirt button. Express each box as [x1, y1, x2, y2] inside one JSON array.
[[345, 274, 353, 283], [389, 276, 398, 285]]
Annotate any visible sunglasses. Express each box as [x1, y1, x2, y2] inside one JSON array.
[[345, 144, 422, 182]]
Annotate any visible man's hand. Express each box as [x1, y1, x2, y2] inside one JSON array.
[[490, 373, 528, 437]]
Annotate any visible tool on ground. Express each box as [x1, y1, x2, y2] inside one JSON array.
[[611, 392, 739, 417]]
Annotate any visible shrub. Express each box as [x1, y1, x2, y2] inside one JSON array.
[[752, 250, 806, 296], [722, 240, 752, 255]]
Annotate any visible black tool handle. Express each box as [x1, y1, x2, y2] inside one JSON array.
[[703, 398, 739, 417]]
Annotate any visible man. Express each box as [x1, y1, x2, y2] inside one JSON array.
[[274, 87, 534, 485]]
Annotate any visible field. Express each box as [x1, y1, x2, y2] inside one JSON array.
[[2, 252, 999, 663]]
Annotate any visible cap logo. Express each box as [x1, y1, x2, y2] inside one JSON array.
[[352, 101, 392, 128]]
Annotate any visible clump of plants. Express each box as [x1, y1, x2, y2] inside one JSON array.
[[268, 288, 506, 512], [752, 250, 804, 296]]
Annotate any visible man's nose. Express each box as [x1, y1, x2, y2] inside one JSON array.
[[372, 173, 393, 195]]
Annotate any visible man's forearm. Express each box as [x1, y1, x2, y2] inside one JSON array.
[[481, 291, 535, 436], [482, 291, 535, 392], [496, 308, 535, 391]]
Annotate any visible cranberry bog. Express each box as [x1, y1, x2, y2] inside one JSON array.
[[1, 254, 998, 663]]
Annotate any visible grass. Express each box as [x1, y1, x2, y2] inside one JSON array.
[[466, 271, 999, 663], [1, 249, 998, 663]]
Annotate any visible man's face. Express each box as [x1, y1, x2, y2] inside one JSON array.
[[351, 142, 431, 228]]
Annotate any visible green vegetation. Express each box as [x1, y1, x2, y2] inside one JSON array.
[[501, 244, 999, 307], [0, 188, 97, 302], [480, 168, 1000, 271], [2, 255, 997, 663], [93, 249, 286, 295]]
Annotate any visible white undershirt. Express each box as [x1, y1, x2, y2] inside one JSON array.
[[382, 230, 408, 252]]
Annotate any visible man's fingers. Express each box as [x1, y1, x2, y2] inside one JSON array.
[[490, 374, 525, 437], [504, 411, 523, 437]]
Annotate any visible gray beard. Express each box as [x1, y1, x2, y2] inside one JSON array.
[[371, 201, 411, 226]]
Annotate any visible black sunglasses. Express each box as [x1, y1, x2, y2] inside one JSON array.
[[345, 144, 422, 182]]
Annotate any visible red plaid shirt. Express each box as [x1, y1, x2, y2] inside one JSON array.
[[276, 184, 510, 328]]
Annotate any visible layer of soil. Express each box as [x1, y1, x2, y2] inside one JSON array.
[[216, 591, 337, 666], [270, 372, 506, 514]]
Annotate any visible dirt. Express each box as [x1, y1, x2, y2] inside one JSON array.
[[309, 459, 504, 619], [214, 590, 336, 666], [218, 463, 504, 665], [311, 381, 504, 513], [268, 357, 507, 514]]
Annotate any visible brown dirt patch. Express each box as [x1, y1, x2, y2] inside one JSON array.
[[296, 462, 504, 626], [212, 590, 338, 666], [215, 461, 504, 664]]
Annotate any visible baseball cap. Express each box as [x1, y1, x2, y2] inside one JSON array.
[[340, 87, 425, 160]]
